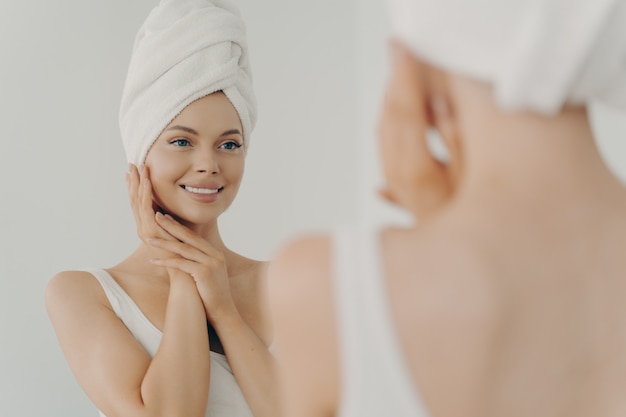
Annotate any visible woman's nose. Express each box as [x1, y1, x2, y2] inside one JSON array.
[[195, 150, 219, 174]]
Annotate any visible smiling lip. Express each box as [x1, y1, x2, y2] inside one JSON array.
[[180, 184, 224, 203]]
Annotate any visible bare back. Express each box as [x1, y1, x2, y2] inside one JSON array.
[[381, 191, 626, 417]]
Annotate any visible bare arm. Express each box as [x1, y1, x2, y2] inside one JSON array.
[[212, 301, 277, 417], [45, 269, 210, 417], [45, 165, 211, 417], [141, 270, 210, 416], [149, 214, 278, 417]]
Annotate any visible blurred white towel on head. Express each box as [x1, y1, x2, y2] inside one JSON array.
[[388, 0, 626, 114], [119, 0, 257, 166]]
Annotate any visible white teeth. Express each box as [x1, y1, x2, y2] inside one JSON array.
[[184, 185, 220, 194]]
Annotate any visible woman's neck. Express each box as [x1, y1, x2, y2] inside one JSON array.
[[181, 219, 228, 253], [450, 79, 623, 211], [179, 219, 252, 274], [120, 219, 243, 280]]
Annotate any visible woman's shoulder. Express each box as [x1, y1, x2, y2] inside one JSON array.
[[266, 233, 339, 413], [230, 240, 332, 283], [45, 269, 109, 318], [266, 232, 334, 327], [268, 233, 332, 288], [46, 269, 100, 296], [228, 253, 269, 282]]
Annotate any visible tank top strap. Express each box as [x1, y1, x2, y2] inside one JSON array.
[[81, 268, 162, 357], [83, 268, 131, 318], [331, 226, 429, 417], [83, 267, 253, 416]]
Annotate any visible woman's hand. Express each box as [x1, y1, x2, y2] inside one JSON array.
[[126, 164, 179, 260], [378, 40, 462, 220], [146, 213, 236, 324]]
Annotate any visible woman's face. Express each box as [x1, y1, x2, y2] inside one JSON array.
[[144, 92, 245, 226]]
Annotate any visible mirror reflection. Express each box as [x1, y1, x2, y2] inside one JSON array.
[[1, 1, 356, 416], [2, 1, 626, 416]]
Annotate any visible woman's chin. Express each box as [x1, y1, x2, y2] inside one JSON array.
[[170, 210, 221, 228]]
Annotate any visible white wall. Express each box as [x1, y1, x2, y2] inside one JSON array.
[[2, 1, 626, 417], [354, 0, 415, 227], [0, 1, 355, 416], [222, 0, 357, 254]]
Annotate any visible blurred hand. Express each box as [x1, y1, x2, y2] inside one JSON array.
[[378, 40, 462, 220]]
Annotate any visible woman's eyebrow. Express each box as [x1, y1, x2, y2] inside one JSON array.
[[221, 129, 242, 137], [165, 125, 199, 135], [165, 126, 241, 137]]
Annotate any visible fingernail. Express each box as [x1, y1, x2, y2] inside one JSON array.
[[155, 212, 164, 219], [164, 214, 174, 221], [127, 163, 133, 173]]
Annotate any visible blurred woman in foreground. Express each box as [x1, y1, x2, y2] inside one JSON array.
[[269, 1, 626, 416]]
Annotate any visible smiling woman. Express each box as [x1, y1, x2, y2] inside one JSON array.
[[0, 0, 359, 415], [146, 93, 246, 226], [44, 1, 276, 417], [5, 0, 626, 416]]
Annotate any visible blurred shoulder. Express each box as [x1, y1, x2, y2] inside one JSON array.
[[267, 233, 334, 314], [267, 233, 340, 414], [268, 233, 332, 288], [271, 233, 331, 268]]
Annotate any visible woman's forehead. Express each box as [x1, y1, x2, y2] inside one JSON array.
[[165, 93, 243, 134]]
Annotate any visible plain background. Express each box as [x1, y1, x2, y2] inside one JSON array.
[[1, 1, 625, 416]]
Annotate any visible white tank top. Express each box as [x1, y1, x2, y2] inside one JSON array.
[[84, 268, 253, 417], [332, 228, 431, 417]]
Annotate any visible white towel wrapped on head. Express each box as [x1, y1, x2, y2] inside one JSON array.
[[389, 0, 626, 114], [119, 0, 256, 166]]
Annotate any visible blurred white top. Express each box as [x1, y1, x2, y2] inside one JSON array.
[[332, 228, 430, 417]]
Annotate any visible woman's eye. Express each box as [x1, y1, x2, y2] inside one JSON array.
[[170, 138, 191, 147], [220, 141, 242, 151]]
